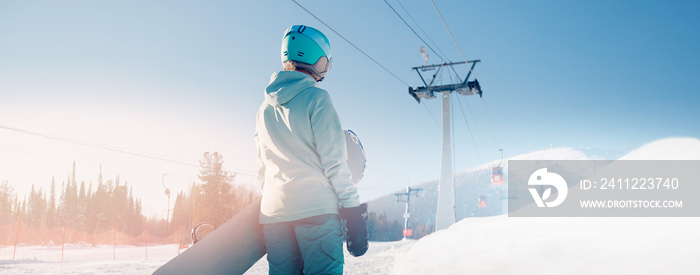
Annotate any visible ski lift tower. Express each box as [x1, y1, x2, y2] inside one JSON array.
[[395, 187, 423, 239], [409, 60, 483, 231]]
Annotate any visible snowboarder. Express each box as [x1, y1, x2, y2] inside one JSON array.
[[254, 25, 368, 274]]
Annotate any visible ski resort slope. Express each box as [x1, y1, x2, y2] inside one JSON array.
[[0, 241, 416, 274], [394, 137, 700, 274], [394, 215, 700, 274], [244, 240, 415, 275], [0, 244, 174, 274], [618, 137, 700, 160], [2, 138, 698, 274]]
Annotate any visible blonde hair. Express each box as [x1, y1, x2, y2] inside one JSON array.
[[282, 60, 320, 81], [283, 60, 297, 71]]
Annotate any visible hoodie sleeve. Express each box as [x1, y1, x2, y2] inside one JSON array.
[[310, 89, 361, 208]]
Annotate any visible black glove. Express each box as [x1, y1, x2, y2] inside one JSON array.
[[339, 203, 369, 257]]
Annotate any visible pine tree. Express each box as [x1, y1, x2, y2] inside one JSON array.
[[47, 178, 56, 229], [197, 152, 235, 227], [112, 179, 128, 228], [126, 186, 135, 236], [20, 195, 27, 221], [85, 182, 95, 234], [106, 176, 116, 228], [0, 180, 14, 225], [134, 198, 143, 235], [171, 191, 191, 243], [62, 171, 79, 228], [66, 161, 78, 227], [13, 193, 20, 219], [28, 185, 38, 227], [38, 187, 47, 230], [78, 181, 86, 231], [190, 182, 204, 226], [94, 180, 109, 232], [59, 181, 65, 221]]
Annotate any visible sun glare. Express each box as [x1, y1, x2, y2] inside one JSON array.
[[0, 106, 257, 219]]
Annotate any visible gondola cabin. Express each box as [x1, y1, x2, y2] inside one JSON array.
[[491, 166, 505, 185], [478, 195, 488, 208]]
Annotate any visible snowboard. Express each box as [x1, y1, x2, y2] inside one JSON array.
[[153, 197, 265, 275], [153, 129, 366, 275], [344, 129, 366, 184]]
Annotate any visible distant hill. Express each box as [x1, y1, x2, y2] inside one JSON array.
[[366, 146, 624, 240], [618, 137, 700, 160], [393, 137, 700, 274]]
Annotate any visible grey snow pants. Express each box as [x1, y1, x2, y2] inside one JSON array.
[[262, 214, 344, 275]]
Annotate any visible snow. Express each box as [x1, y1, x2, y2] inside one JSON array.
[[0, 241, 415, 274], [394, 137, 700, 274], [0, 244, 175, 274], [394, 216, 700, 274], [618, 137, 700, 160], [2, 137, 698, 274]]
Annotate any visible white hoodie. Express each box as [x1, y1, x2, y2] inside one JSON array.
[[255, 71, 361, 224]]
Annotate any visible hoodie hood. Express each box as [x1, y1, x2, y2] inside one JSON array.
[[265, 71, 319, 107]]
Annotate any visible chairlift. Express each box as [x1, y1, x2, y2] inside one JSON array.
[[467, 79, 483, 97], [478, 195, 488, 208], [491, 149, 505, 185]]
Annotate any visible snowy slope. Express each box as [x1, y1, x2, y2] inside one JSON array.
[[2, 139, 696, 274], [0, 244, 177, 274], [0, 241, 416, 274], [394, 137, 700, 274], [244, 240, 415, 275], [366, 147, 603, 240], [618, 137, 700, 160], [393, 216, 700, 274]]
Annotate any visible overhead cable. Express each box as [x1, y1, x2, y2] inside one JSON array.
[[394, 0, 450, 62], [0, 125, 256, 177], [291, 0, 411, 87], [384, 0, 445, 61], [430, 0, 501, 150]]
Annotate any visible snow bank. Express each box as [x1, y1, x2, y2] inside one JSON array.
[[619, 137, 700, 160], [394, 216, 700, 274], [395, 137, 700, 274]]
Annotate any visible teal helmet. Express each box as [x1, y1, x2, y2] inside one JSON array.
[[281, 25, 332, 81]]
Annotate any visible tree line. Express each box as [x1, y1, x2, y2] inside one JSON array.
[[0, 152, 259, 246], [0, 162, 147, 244]]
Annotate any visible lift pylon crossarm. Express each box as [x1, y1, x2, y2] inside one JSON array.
[[394, 187, 423, 203], [409, 81, 482, 103], [410, 60, 480, 71], [408, 60, 483, 103], [461, 61, 478, 86]]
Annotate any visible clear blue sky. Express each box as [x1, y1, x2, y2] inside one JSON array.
[[1, 1, 698, 212]]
